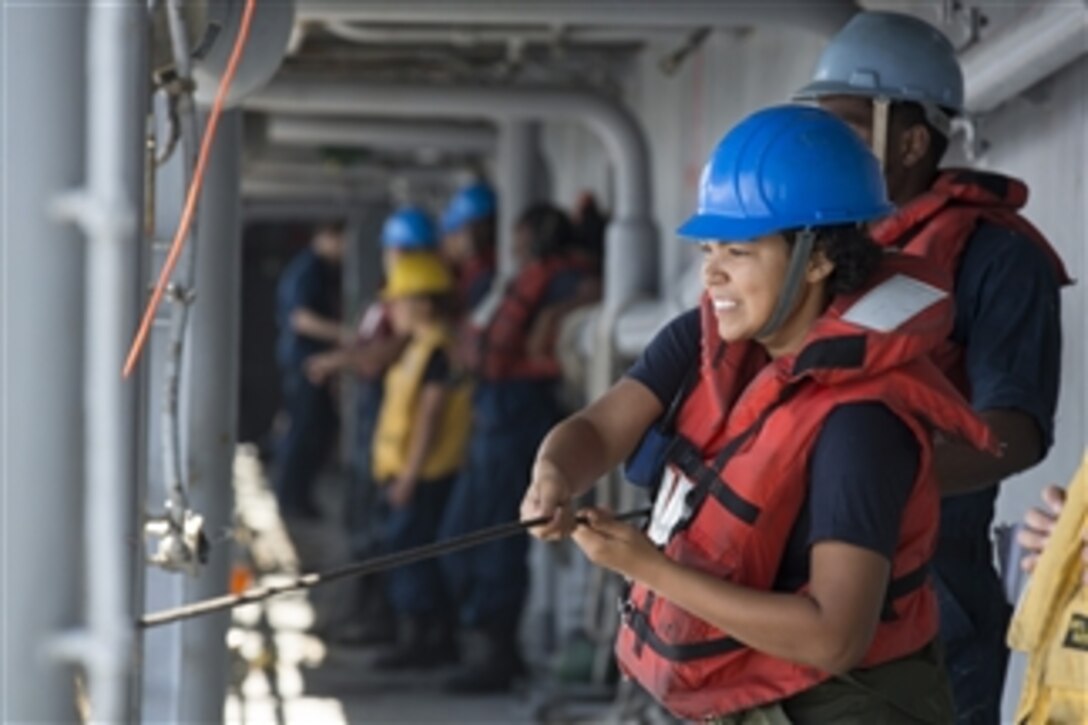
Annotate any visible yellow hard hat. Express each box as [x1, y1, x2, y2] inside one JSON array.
[[382, 252, 454, 299]]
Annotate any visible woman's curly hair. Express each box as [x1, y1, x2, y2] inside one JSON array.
[[786, 224, 883, 296]]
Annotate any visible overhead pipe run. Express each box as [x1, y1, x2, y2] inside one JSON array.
[[295, 0, 859, 38], [961, 1, 1088, 114], [321, 19, 692, 46], [266, 116, 497, 155], [247, 76, 658, 320], [248, 79, 650, 217], [243, 177, 375, 200]]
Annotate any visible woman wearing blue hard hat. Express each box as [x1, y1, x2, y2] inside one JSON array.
[[521, 105, 997, 723]]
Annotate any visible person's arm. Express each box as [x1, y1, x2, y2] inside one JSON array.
[[936, 226, 1061, 495], [522, 308, 699, 539], [304, 335, 408, 384], [574, 512, 889, 674], [345, 335, 409, 378], [523, 379, 664, 537], [1018, 485, 1088, 585], [934, 409, 1041, 494], [291, 307, 351, 345]]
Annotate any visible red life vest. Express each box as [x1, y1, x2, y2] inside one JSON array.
[[615, 253, 996, 721], [869, 169, 1072, 394], [475, 254, 591, 381]]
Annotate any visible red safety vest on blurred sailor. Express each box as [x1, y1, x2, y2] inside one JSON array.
[[466, 253, 592, 381], [870, 169, 1072, 393]]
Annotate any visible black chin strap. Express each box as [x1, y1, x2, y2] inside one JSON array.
[[754, 228, 816, 339]]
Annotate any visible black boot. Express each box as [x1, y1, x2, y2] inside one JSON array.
[[443, 625, 524, 694]]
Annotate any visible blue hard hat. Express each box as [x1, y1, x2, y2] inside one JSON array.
[[678, 105, 893, 241], [381, 206, 437, 250], [794, 11, 964, 115], [441, 182, 497, 234]]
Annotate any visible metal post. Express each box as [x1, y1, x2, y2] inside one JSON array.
[[139, 134, 187, 723], [74, 1, 147, 720], [177, 110, 243, 724], [496, 120, 549, 281], [0, 2, 86, 720]]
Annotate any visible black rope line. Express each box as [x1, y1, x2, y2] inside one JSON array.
[[139, 507, 651, 629]]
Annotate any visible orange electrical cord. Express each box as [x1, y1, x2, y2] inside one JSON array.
[[123, 0, 258, 378]]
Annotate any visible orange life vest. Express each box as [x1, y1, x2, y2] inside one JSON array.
[[615, 253, 996, 720], [474, 254, 591, 381], [869, 169, 1072, 394]]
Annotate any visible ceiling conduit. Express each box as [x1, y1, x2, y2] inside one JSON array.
[[247, 75, 657, 315], [961, 0, 1088, 114], [266, 116, 497, 155], [294, 0, 858, 38]]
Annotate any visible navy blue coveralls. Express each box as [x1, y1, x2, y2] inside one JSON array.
[[439, 268, 582, 637], [274, 248, 340, 518], [935, 223, 1062, 725]]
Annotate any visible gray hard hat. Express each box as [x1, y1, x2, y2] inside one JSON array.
[[794, 11, 964, 116]]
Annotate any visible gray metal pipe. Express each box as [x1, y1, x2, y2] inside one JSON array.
[[71, 1, 147, 719], [496, 120, 548, 280], [295, 0, 858, 37], [178, 110, 243, 724], [267, 116, 497, 155], [321, 19, 689, 45], [962, 1, 1088, 114], [242, 176, 363, 200], [0, 3, 86, 719], [244, 199, 374, 221], [247, 77, 651, 220]]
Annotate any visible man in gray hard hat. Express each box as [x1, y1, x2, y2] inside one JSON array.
[[796, 11, 1071, 725]]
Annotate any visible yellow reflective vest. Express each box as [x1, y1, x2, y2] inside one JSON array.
[[372, 324, 472, 482], [1008, 449, 1088, 724]]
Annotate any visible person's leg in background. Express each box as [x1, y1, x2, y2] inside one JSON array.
[[273, 371, 337, 519], [441, 384, 556, 693], [934, 500, 1014, 725], [376, 477, 457, 669]]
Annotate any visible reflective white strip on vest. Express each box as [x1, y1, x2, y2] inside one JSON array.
[[358, 302, 387, 338], [648, 467, 696, 547], [841, 274, 947, 332]]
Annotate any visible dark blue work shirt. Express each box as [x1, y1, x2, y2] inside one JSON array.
[[626, 309, 920, 588], [941, 222, 1062, 537], [951, 222, 1060, 447], [275, 248, 340, 371]]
